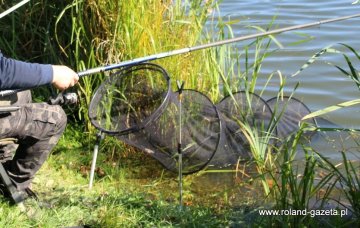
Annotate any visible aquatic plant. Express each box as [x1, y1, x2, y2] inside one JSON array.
[[299, 46, 360, 223], [263, 43, 360, 225]]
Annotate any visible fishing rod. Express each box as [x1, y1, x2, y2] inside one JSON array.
[[1, 13, 360, 97], [77, 13, 360, 77], [0, 0, 30, 19]]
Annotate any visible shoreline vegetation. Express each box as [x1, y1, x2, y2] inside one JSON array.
[[0, 1, 359, 227]]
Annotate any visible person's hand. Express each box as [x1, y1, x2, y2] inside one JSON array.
[[51, 65, 79, 90]]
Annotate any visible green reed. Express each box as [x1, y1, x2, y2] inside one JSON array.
[[218, 33, 360, 225], [0, 0, 279, 129], [304, 45, 360, 222], [0, 1, 219, 128], [270, 127, 338, 225], [260, 43, 360, 225], [54, 0, 219, 130], [316, 150, 360, 225]]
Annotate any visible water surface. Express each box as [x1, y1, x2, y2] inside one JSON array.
[[214, 0, 360, 160]]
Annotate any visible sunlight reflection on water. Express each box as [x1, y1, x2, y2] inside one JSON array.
[[209, 0, 360, 160]]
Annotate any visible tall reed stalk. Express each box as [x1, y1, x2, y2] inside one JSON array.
[[255, 42, 360, 225], [53, 0, 221, 131]]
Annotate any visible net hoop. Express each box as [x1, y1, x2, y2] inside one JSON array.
[[88, 63, 171, 135], [216, 91, 275, 132], [175, 89, 222, 174], [209, 91, 275, 166], [117, 89, 222, 174], [266, 96, 317, 139]]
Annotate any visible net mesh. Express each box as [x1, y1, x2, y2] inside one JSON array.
[[89, 63, 317, 173], [266, 96, 316, 139], [209, 92, 275, 167], [117, 90, 221, 174], [88, 63, 171, 135]]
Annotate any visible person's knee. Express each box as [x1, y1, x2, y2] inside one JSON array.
[[28, 103, 68, 137], [52, 105, 67, 135], [10, 103, 68, 140]]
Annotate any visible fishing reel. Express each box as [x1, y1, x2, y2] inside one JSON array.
[[48, 91, 78, 105]]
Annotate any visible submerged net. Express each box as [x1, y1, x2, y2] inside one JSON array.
[[266, 96, 317, 139], [89, 63, 316, 173], [89, 63, 221, 174], [118, 90, 221, 174], [209, 92, 275, 167]]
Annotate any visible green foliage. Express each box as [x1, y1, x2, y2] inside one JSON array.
[[269, 128, 336, 226], [0, 140, 230, 227], [317, 151, 360, 225], [292, 43, 360, 121]]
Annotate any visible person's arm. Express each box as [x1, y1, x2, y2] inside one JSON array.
[[0, 53, 78, 90], [0, 54, 53, 90]]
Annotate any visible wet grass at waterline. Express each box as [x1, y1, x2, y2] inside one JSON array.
[[0, 128, 255, 227], [1, 128, 358, 227]]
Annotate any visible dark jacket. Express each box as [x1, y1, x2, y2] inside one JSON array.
[[0, 52, 53, 90]]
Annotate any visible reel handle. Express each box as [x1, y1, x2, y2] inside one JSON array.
[[48, 92, 78, 105]]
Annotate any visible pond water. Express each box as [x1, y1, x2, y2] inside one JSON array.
[[179, 0, 360, 207], [212, 0, 360, 161]]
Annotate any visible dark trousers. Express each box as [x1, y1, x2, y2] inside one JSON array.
[[0, 91, 66, 191]]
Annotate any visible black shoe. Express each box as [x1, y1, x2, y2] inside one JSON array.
[[0, 163, 37, 204], [0, 185, 38, 204], [0, 163, 25, 204], [0, 183, 27, 204]]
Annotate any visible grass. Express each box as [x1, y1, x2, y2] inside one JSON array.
[[0, 126, 234, 227]]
